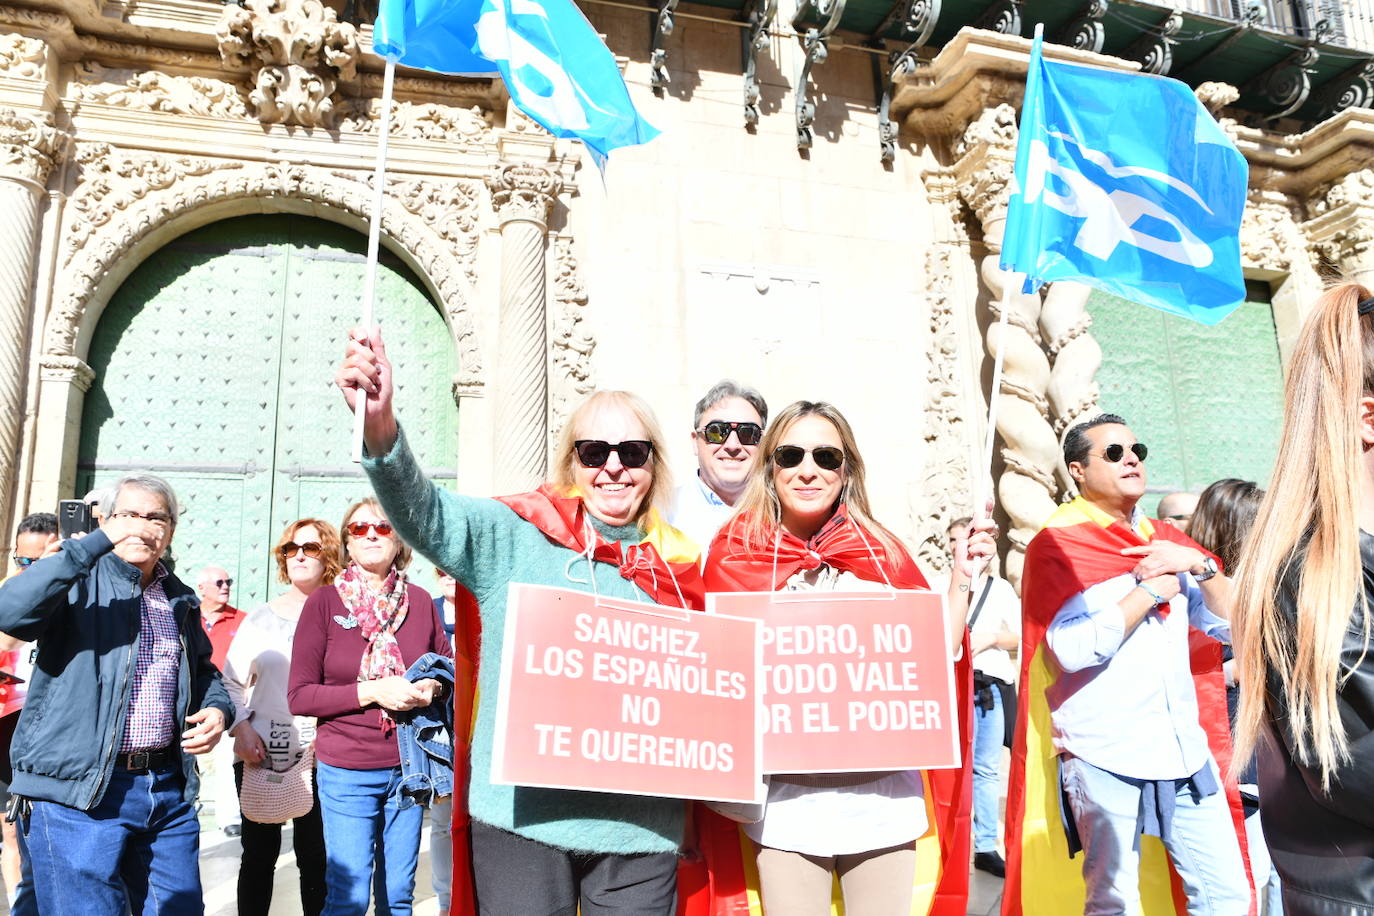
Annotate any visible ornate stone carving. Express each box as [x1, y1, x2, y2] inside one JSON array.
[[1194, 81, 1239, 115], [0, 6, 70, 32], [37, 354, 94, 391], [914, 244, 971, 575], [0, 108, 69, 186], [216, 0, 359, 128], [0, 33, 45, 79], [487, 162, 562, 228], [334, 99, 493, 148], [548, 236, 595, 445], [389, 177, 482, 289], [953, 104, 1018, 229], [1039, 280, 1099, 497], [1241, 190, 1304, 272], [72, 65, 251, 119], [1305, 171, 1374, 272], [1313, 169, 1374, 215], [45, 145, 484, 391]]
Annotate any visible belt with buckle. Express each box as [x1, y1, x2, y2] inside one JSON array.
[[114, 746, 174, 772]]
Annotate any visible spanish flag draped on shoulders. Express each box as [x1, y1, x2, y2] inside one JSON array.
[[444, 485, 705, 915], [679, 511, 974, 916], [1003, 496, 1251, 915]]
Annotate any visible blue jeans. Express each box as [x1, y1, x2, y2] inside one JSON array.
[[23, 762, 203, 915], [971, 683, 1004, 853], [316, 761, 426, 916], [1061, 755, 1250, 916], [10, 813, 35, 916]]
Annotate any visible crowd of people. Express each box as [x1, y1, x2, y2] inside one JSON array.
[[0, 281, 1371, 916]]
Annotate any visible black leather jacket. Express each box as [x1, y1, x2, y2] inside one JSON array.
[[1258, 532, 1374, 915]]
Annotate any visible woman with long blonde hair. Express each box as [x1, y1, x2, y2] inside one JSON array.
[[1232, 282, 1374, 915], [701, 399, 993, 916]]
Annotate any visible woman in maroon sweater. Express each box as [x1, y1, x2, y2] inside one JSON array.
[[288, 497, 452, 916]]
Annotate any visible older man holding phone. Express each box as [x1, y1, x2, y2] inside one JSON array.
[[0, 474, 232, 916]]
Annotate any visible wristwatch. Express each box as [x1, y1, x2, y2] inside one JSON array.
[[1194, 556, 1219, 582]]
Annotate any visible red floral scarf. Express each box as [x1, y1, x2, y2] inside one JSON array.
[[336, 563, 410, 733]]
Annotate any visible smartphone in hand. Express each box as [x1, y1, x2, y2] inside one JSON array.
[[57, 500, 94, 539]]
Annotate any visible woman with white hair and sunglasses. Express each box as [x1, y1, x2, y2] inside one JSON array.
[[335, 327, 704, 915], [701, 399, 995, 916]]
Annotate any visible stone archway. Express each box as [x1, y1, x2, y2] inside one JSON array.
[[29, 146, 489, 508], [42, 144, 487, 384]]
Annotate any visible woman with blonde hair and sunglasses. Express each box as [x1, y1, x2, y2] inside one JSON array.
[[700, 400, 994, 916], [1232, 282, 1374, 916], [223, 518, 341, 915], [288, 498, 452, 915], [335, 327, 704, 916]]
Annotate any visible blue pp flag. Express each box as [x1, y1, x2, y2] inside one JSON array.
[[1001, 32, 1248, 325], [373, 0, 659, 165]]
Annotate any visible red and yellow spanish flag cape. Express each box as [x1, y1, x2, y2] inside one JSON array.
[[444, 487, 705, 915], [679, 512, 974, 916], [1003, 497, 1252, 916]]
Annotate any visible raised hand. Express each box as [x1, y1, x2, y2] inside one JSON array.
[[335, 325, 399, 457]]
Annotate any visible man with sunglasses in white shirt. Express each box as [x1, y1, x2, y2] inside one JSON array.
[[668, 380, 768, 554], [1011, 414, 1249, 915]]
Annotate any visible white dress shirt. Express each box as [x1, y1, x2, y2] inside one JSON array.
[[668, 474, 735, 557], [1043, 513, 1230, 781], [745, 566, 927, 855]]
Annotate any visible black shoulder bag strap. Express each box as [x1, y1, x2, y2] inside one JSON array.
[[966, 576, 995, 630]]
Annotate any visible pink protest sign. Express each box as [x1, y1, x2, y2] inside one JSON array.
[[491, 583, 764, 803], [707, 590, 958, 774]]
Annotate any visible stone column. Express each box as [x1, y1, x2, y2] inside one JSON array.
[[1040, 282, 1099, 493], [0, 108, 67, 534], [486, 161, 562, 493], [953, 105, 1063, 586]]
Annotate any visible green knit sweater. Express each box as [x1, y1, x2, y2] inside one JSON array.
[[363, 429, 684, 854]]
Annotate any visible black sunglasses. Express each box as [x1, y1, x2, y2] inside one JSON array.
[[773, 445, 845, 471], [13, 557, 37, 569], [698, 421, 763, 446], [574, 440, 653, 469], [1098, 442, 1148, 463]]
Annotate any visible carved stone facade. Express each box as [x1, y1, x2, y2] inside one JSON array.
[[949, 103, 1067, 584], [216, 0, 359, 128]]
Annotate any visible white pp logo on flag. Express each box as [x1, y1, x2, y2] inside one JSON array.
[[476, 0, 590, 130], [1024, 132, 1214, 269]]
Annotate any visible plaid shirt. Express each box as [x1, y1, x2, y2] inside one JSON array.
[[119, 564, 181, 752]]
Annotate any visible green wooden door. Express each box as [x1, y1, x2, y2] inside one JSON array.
[[1085, 289, 1285, 499], [78, 214, 459, 608]]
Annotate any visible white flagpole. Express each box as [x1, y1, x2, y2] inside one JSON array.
[[352, 56, 398, 463]]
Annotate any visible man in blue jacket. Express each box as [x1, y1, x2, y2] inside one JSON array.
[[0, 473, 233, 915]]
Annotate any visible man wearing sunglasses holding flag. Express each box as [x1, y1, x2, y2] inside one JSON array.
[[669, 380, 769, 555], [1005, 413, 1251, 915]]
